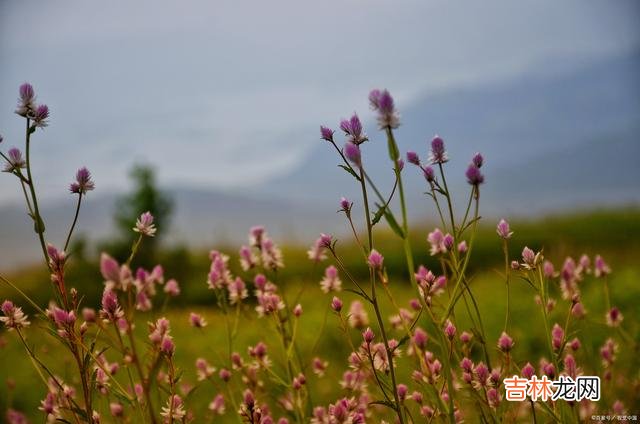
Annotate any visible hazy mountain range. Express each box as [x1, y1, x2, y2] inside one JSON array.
[[1, 49, 639, 270]]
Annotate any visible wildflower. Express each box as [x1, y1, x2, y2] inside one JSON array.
[[413, 327, 428, 350], [444, 319, 456, 340], [362, 327, 375, 344], [423, 165, 435, 182], [15, 83, 36, 117], [320, 126, 334, 142], [39, 391, 59, 420], [228, 277, 248, 304], [160, 395, 186, 421], [293, 304, 303, 317], [487, 388, 500, 408], [69, 167, 95, 194], [307, 236, 329, 262], [369, 89, 400, 129], [339, 197, 351, 213], [472, 152, 484, 168], [261, 236, 284, 270], [474, 362, 489, 387], [164, 279, 180, 296], [521, 246, 537, 269], [2, 148, 26, 173], [239, 245, 257, 271], [189, 312, 207, 328], [427, 228, 447, 256], [465, 163, 484, 185], [406, 151, 420, 166], [521, 362, 535, 379], [0, 301, 30, 331], [312, 357, 328, 377], [396, 158, 404, 171], [594, 255, 611, 277], [109, 403, 124, 418], [551, 324, 564, 351], [292, 373, 306, 390], [133, 211, 156, 237], [496, 219, 512, 239], [219, 368, 232, 382], [348, 300, 369, 328], [460, 331, 472, 344], [343, 141, 361, 166], [543, 260, 556, 278], [208, 394, 225, 415], [457, 241, 468, 253], [47, 243, 66, 271], [331, 296, 343, 312], [367, 249, 384, 269], [320, 265, 342, 293], [340, 113, 367, 144], [498, 332, 514, 353], [428, 135, 448, 164], [443, 233, 454, 251], [195, 358, 216, 381], [160, 336, 175, 356], [606, 307, 623, 327], [33, 104, 50, 128], [100, 289, 123, 322], [208, 250, 233, 289], [397, 384, 408, 402]]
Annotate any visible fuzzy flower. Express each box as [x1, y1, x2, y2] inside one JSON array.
[[348, 300, 369, 328], [307, 236, 329, 262], [362, 327, 375, 344], [208, 394, 225, 415], [444, 319, 456, 340], [189, 312, 207, 328], [343, 141, 361, 166], [497, 332, 514, 353], [195, 358, 216, 381], [312, 357, 328, 377], [320, 126, 335, 142], [160, 395, 186, 421], [427, 228, 447, 256], [227, 277, 248, 305], [69, 167, 95, 194], [496, 219, 513, 239], [2, 148, 26, 173], [551, 323, 564, 351], [406, 151, 420, 166], [15, 83, 36, 117], [521, 246, 538, 269], [320, 265, 342, 293], [367, 249, 384, 269], [238, 245, 257, 271], [33, 104, 50, 128], [100, 289, 124, 322], [465, 163, 484, 185], [133, 211, 156, 237], [594, 255, 611, 277], [0, 300, 30, 330], [428, 135, 448, 164], [260, 236, 284, 270], [521, 362, 535, 379], [340, 113, 367, 144], [472, 152, 484, 168], [369, 89, 400, 129], [413, 327, 428, 350], [339, 197, 351, 213], [457, 240, 468, 254], [164, 279, 180, 296], [606, 307, 623, 327], [331, 296, 343, 312], [423, 165, 435, 183]]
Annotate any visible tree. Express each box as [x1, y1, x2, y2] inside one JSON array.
[[102, 164, 173, 266]]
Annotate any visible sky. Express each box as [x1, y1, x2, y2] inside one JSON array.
[[1, 0, 639, 204]]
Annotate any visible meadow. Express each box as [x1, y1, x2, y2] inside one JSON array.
[[0, 84, 638, 423]]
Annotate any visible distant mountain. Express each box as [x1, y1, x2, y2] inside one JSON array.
[[261, 49, 640, 215]]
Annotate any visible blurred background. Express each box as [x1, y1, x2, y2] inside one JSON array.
[[1, 0, 639, 271]]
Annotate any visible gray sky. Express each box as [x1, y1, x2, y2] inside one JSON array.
[[1, 0, 639, 204]]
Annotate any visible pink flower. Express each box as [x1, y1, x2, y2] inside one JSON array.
[[348, 300, 369, 328], [594, 255, 611, 277], [362, 327, 375, 344], [606, 307, 623, 327], [497, 332, 514, 353], [367, 249, 384, 269], [427, 228, 447, 256], [443, 319, 456, 339], [496, 219, 513, 239], [164, 279, 180, 296], [208, 394, 225, 415], [189, 312, 207, 328], [331, 296, 343, 312], [320, 265, 342, 293], [133, 211, 156, 237], [160, 395, 185, 421], [0, 300, 30, 331]]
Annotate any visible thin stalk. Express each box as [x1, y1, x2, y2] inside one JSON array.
[[64, 193, 83, 251]]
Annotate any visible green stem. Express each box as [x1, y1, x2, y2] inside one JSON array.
[[64, 193, 83, 251]]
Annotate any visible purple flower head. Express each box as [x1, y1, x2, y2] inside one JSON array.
[[472, 152, 484, 168], [457, 241, 468, 253], [396, 158, 404, 171], [496, 219, 513, 239], [134, 211, 156, 237], [594, 255, 611, 278], [443, 233, 454, 251], [521, 247, 536, 266], [369, 89, 400, 129], [443, 319, 456, 339], [397, 384, 408, 401], [339, 197, 351, 212], [3, 148, 26, 173], [343, 141, 361, 166], [606, 307, 623, 327], [367, 249, 384, 269], [406, 151, 420, 166], [498, 332, 514, 353], [422, 165, 435, 183], [521, 362, 535, 379], [413, 327, 428, 349], [340, 113, 367, 144], [331, 296, 343, 312], [465, 164, 484, 185], [362, 327, 375, 344], [428, 135, 448, 164], [16, 83, 36, 117], [70, 167, 95, 194], [33, 104, 50, 128], [320, 126, 334, 142]]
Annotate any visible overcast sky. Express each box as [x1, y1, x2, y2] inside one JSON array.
[[1, 0, 639, 204]]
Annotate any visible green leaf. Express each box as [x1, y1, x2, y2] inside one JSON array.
[[371, 204, 386, 226], [338, 164, 360, 180]]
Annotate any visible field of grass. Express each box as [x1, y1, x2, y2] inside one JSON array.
[[1, 208, 639, 422]]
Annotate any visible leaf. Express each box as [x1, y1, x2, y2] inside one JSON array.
[[338, 164, 360, 180], [371, 204, 386, 226], [369, 399, 396, 410]]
